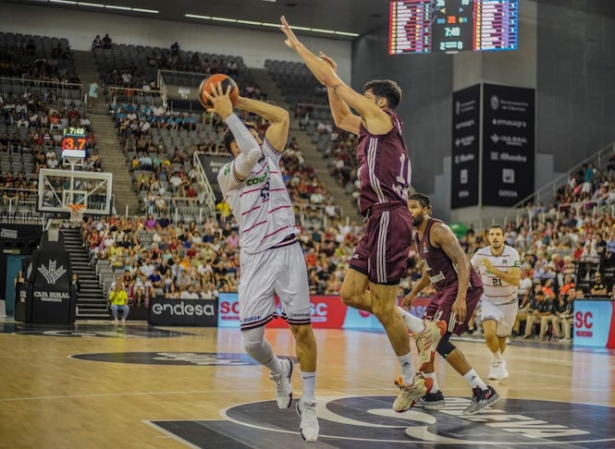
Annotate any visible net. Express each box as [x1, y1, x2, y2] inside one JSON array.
[[66, 203, 86, 225]]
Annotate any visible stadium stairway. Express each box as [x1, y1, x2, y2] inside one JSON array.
[[60, 228, 108, 320], [72, 50, 140, 216], [251, 69, 362, 223]]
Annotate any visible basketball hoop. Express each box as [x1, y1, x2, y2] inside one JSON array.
[[66, 203, 86, 225]]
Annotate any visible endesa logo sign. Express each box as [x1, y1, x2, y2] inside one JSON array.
[[217, 294, 434, 330]]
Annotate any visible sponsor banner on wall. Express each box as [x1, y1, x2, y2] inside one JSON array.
[[573, 300, 615, 349], [482, 84, 535, 207], [451, 84, 481, 209], [217, 293, 433, 330], [148, 297, 218, 326], [198, 155, 232, 186]]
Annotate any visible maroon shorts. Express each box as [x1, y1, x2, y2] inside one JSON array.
[[423, 287, 482, 335], [349, 203, 412, 285]]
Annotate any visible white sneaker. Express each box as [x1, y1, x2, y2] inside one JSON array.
[[296, 399, 319, 442], [497, 359, 509, 380], [269, 358, 293, 409], [488, 361, 500, 380]]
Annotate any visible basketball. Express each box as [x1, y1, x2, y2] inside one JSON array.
[[199, 74, 239, 108]]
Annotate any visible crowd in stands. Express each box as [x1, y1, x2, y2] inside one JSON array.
[[81, 147, 615, 344], [0, 90, 102, 212], [0, 40, 79, 84], [109, 90, 341, 223], [94, 34, 241, 90], [85, 211, 371, 304]]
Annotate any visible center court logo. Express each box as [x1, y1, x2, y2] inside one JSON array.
[[71, 352, 296, 366], [151, 301, 216, 316], [180, 395, 613, 447]]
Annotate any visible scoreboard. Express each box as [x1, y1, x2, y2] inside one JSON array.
[[389, 0, 518, 54], [61, 127, 87, 159]]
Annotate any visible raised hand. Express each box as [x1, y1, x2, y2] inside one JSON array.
[[203, 82, 234, 120], [318, 52, 337, 73], [279, 16, 301, 50]]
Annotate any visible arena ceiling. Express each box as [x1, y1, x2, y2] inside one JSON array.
[[7, 0, 615, 40], [7, 0, 392, 39]]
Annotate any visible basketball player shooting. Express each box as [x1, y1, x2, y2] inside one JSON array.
[[400, 194, 500, 415], [471, 225, 521, 381], [280, 16, 446, 413], [204, 83, 319, 442]]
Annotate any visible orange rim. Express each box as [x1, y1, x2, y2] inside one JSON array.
[[67, 204, 86, 212]]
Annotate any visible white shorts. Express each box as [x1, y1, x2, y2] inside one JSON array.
[[239, 242, 311, 330], [480, 297, 519, 337]]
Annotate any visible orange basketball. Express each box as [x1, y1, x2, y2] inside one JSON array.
[[199, 74, 239, 108]]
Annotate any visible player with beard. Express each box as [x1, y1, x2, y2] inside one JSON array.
[[471, 225, 521, 380], [398, 193, 500, 415]]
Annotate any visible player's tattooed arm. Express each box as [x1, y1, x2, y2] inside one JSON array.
[[431, 223, 470, 300]]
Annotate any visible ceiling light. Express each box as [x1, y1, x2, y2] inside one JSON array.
[[185, 14, 211, 20], [236, 20, 263, 25], [261, 0, 277, 2], [183, 13, 358, 37], [46, 1, 159, 13], [211, 17, 237, 23]]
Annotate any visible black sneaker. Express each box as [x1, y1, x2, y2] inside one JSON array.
[[416, 390, 445, 410], [462, 386, 500, 415]]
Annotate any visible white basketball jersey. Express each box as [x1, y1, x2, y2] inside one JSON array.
[[471, 245, 521, 305], [218, 139, 299, 254]]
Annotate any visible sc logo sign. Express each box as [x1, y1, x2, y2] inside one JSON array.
[[575, 311, 593, 329], [220, 301, 240, 315], [310, 303, 328, 317]]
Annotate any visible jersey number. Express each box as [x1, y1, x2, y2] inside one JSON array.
[[492, 278, 503, 287], [393, 153, 412, 201], [260, 181, 270, 202]]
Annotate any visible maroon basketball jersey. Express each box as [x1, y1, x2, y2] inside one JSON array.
[[416, 218, 483, 293], [356, 109, 411, 216]]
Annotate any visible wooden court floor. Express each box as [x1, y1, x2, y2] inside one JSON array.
[[0, 322, 614, 449]]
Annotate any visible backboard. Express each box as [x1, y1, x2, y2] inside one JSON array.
[[37, 169, 113, 216]]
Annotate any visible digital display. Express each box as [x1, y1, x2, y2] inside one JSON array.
[[62, 127, 87, 159], [389, 0, 518, 54]]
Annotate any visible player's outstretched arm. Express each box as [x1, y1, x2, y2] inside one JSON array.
[[319, 52, 360, 135], [280, 17, 389, 134], [234, 97, 289, 153]]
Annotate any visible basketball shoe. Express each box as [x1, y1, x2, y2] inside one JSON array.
[[393, 373, 433, 412], [462, 386, 500, 415], [488, 359, 508, 380], [416, 320, 447, 371], [296, 399, 319, 442], [416, 390, 446, 410], [270, 358, 293, 409]]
